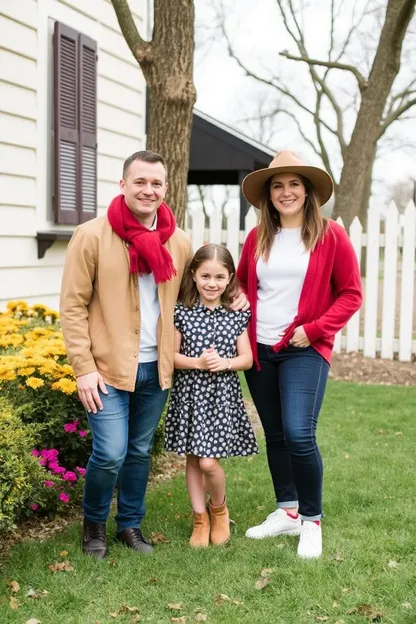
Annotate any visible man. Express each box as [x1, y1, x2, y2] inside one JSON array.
[[60, 150, 246, 558]]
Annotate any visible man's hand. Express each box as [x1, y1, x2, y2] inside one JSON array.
[[77, 371, 108, 414], [229, 289, 250, 312], [290, 326, 311, 348]]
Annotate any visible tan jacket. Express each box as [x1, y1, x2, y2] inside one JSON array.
[[60, 216, 193, 391]]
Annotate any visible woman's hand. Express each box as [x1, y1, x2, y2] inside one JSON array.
[[290, 326, 311, 347], [229, 289, 250, 312]]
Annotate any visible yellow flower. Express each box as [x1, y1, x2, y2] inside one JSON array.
[[52, 378, 77, 394], [26, 377, 44, 389], [0, 370, 17, 382], [18, 367, 36, 377], [6, 301, 18, 313]]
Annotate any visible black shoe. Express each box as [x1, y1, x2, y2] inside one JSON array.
[[82, 518, 108, 559], [116, 527, 153, 554]]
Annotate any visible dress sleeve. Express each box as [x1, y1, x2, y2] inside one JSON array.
[[174, 302, 184, 332], [238, 310, 251, 335]]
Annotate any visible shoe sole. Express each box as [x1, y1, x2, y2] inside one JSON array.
[[245, 528, 301, 539]]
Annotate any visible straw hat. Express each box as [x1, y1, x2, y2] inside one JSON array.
[[242, 150, 334, 209]]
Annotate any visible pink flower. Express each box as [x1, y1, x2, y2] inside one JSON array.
[[49, 462, 66, 474], [43, 480, 55, 488], [41, 448, 59, 461], [31, 449, 41, 457], [39, 458, 48, 467], [76, 467, 86, 477], [59, 492, 70, 503], [63, 471, 77, 482], [79, 430, 87, 437], [64, 422, 78, 433], [31, 503, 39, 511]]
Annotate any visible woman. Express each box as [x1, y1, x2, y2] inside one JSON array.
[[237, 150, 362, 558]]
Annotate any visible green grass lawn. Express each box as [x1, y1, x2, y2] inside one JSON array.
[[1, 381, 416, 624]]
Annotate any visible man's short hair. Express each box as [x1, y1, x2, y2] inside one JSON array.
[[122, 150, 168, 179]]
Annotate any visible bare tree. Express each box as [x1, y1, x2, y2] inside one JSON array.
[[111, 0, 197, 227], [215, 0, 416, 227]]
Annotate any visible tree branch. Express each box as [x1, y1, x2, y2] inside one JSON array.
[[279, 51, 368, 91], [110, 0, 152, 64], [379, 96, 416, 137]]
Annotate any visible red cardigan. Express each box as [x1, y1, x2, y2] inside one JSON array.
[[237, 220, 363, 367]]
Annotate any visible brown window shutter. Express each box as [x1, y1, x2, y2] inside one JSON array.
[[53, 22, 79, 225], [79, 34, 97, 223]]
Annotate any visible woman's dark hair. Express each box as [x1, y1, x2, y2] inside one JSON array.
[[179, 244, 239, 308]]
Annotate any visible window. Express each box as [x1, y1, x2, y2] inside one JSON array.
[[53, 22, 97, 225]]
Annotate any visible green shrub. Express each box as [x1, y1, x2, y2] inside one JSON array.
[[0, 398, 45, 532]]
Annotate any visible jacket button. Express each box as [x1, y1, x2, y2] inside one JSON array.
[[134, 352, 137, 357]]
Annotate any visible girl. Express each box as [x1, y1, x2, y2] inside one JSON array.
[[165, 243, 258, 547], [238, 150, 362, 559]]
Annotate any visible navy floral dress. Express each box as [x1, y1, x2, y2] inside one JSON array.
[[164, 301, 259, 458]]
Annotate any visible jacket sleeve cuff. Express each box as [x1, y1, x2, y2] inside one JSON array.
[[303, 321, 323, 343], [73, 359, 97, 378]]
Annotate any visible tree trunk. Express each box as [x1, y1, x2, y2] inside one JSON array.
[[333, 0, 415, 229], [111, 0, 197, 228]]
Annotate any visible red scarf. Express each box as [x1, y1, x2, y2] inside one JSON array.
[[107, 194, 177, 284]]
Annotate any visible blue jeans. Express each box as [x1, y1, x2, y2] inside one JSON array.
[[83, 361, 168, 530], [245, 344, 329, 520]]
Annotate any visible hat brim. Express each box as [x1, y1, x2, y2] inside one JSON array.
[[242, 165, 334, 209]]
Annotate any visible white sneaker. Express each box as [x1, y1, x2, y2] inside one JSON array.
[[297, 521, 322, 559], [245, 508, 301, 539]]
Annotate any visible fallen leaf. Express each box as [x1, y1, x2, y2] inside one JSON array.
[[194, 613, 207, 622], [257, 505, 264, 511], [342, 587, 352, 594], [26, 588, 49, 599], [109, 605, 140, 617], [332, 601, 340, 608], [344, 453, 350, 459], [171, 618, 188, 623], [215, 594, 230, 605], [48, 560, 74, 572], [387, 560, 399, 568], [25, 620, 42, 624], [10, 596, 19, 609], [260, 567, 274, 577], [254, 576, 270, 590], [59, 550, 69, 557], [9, 580, 20, 594], [331, 552, 344, 562], [168, 603, 184, 611], [315, 617, 329, 622], [334, 621, 345, 624], [131, 616, 140, 623], [232, 598, 243, 605], [152, 531, 169, 544], [148, 576, 158, 584], [401, 602, 412, 609], [395, 431, 403, 436], [347, 604, 384, 621], [109, 559, 118, 567]]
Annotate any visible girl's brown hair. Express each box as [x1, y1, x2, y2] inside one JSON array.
[[179, 244, 238, 308], [255, 175, 328, 261]]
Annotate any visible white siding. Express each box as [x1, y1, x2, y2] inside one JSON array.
[[0, 0, 147, 311]]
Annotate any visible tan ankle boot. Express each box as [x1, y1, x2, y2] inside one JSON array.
[[189, 510, 210, 548], [209, 498, 230, 545]]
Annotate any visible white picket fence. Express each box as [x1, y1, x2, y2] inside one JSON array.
[[187, 200, 416, 362]]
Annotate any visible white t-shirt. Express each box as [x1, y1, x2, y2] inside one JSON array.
[[256, 227, 310, 345], [138, 216, 160, 363]]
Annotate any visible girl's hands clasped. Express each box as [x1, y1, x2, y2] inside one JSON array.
[[199, 346, 230, 373]]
